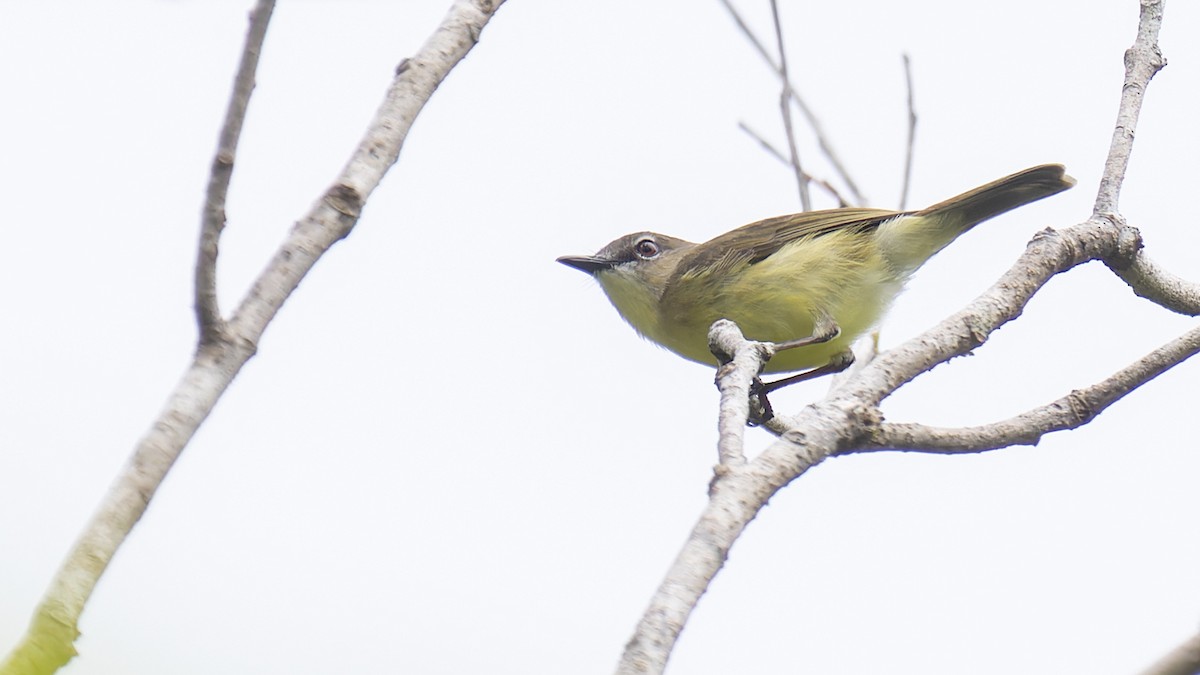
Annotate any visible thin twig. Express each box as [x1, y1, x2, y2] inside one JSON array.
[[737, 122, 851, 206], [716, 0, 774, 68], [863, 323, 1200, 453], [195, 0, 274, 343], [898, 53, 917, 210], [737, 120, 787, 164], [769, 0, 810, 211], [1095, 0, 1166, 215], [717, 0, 864, 205]]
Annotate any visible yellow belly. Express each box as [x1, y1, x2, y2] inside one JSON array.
[[602, 230, 905, 374], [652, 274, 897, 373]]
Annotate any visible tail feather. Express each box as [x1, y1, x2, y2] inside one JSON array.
[[878, 164, 1075, 275], [916, 164, 1075, 228]]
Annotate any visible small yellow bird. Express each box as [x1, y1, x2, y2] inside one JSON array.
[[557, 164, 1074, 384]]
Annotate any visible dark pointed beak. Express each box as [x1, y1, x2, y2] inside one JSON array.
[[556, 255, 614, 274]]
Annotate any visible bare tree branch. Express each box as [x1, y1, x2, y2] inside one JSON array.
[[835, 221, 1110, 407], [0, 3, 505, 673], [195, 0, 274, 344], [717, 0, 864, 205], [768, 0, 810, 210], [737, 120, 788, 164], [864, 323, 1200, 453], [737, 121, 851, 206], [898, 53, 917, 211], [708, 320, 773, 467], [1114, 250, 1200, 315], [1095, 0, 1165, 215], [617, 368, 863, 675]]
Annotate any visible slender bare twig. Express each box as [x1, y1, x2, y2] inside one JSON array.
[[768, 0, 810, 210], [716, 0, 774, 68], [195, 1, 274, 344], [810, 175, 851, 208], [864, 323, 1200, 453], [0, 3, 504, 674], [898, 53, 917, 210], [717, 0, 864, 205], [1095, 0, 1165, 216], [737, 120, 787, 164], [737, 121, 851, 206]]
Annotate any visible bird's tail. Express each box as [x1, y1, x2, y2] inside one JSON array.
[[879, 164, 1075, 274], [917, 163, 1076, 228]]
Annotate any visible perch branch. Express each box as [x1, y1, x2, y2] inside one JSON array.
[[708, 320, 775, 467]]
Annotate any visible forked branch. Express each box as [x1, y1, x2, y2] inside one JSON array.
[[195, 0, 275, 344], [0, 3, 505, 674]]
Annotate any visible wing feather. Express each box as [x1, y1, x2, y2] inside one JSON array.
[[675, 207, 903, 280]]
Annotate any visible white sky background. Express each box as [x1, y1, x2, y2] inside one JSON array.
[[2, 1, 1198, 673]]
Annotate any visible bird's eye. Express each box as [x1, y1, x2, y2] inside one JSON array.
[[634, 238, 660, 259]]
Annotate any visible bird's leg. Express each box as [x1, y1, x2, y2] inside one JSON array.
[[770, 313, 841, 351], [714, 313, 852, 424], [760, 350, 856, 393], [748, 351, 856, 424], [759, 312, 852, 395], [747, 377, 776, 425]]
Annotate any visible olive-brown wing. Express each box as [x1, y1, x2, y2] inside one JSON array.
[[673, 207, 903, 281]]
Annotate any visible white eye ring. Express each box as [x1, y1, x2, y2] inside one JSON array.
[[634, 238, 660, 259]]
